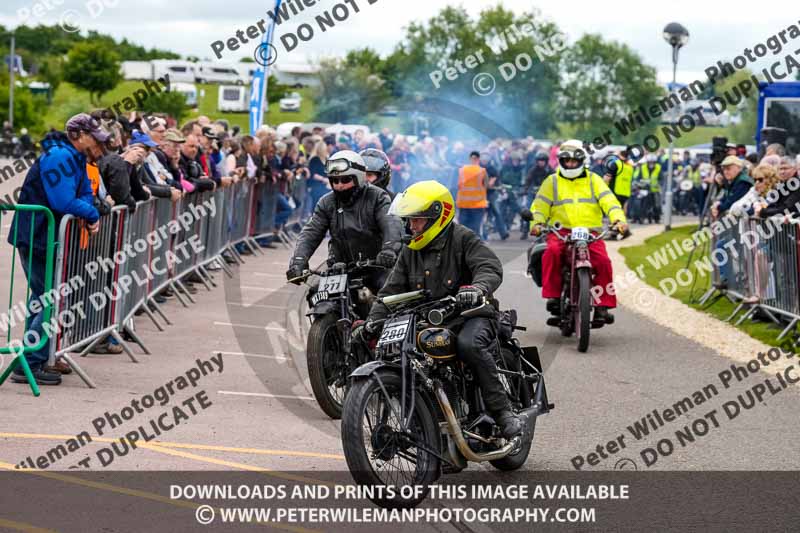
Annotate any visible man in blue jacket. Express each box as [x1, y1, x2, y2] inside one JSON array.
[[711, 156, 752, 218], [7, 113, 106, 385]]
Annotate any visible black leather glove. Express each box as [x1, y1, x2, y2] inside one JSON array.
[[352, 321, 378, 344], [286, 257, 308, 284], [456, 285, 485, 309], [375, 248, 397, 268]]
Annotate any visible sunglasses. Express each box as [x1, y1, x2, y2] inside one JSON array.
[[329, 176, 354, 185], [754, 178, 765, 183]]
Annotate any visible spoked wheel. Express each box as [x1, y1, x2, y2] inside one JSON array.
[[576, 269, 592, 353], [341, 371, 440, 508], [307, 315, 348, 419]]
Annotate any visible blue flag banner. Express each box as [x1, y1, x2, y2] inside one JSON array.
[[249, 0, 282, 135]]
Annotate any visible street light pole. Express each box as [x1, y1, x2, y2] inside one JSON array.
[[664, 54, 678, 231], [662, 22, 689, 232]]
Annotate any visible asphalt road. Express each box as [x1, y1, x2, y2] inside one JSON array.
[[1, 151, 797, 476]]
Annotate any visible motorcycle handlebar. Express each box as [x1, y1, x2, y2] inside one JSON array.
[[540, 222, 630, 242]]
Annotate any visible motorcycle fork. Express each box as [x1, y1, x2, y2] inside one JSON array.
[[336, 294, 353, 355]]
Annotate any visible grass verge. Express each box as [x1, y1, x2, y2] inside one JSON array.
[[618, 224, 794, 348], [40, 82, 315, 133]]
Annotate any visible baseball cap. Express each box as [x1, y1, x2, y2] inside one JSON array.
[[65, 113, 110, 143], [202, 126, 219, 140], [163, 129, 186, 143], [130, 130, 158, 148], [721, 155, 744, 167]]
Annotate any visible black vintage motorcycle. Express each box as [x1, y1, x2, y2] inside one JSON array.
[[525, 220, 628, 353], [341, 290, 553, 508], [295, 259, 386, 419], [628, 179, 661, 224]]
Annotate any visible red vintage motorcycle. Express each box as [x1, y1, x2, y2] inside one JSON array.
[[523, 215, 628, 352]]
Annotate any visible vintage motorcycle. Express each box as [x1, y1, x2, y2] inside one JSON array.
[[525, 218, 629, 353], [294, 259, 387, 419], [341, 290, 552, 508], [628, 180, 661, 224]]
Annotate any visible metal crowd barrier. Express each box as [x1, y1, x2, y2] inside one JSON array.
[[0, 204, 56, 396], [699, 216, 800, 341], [43, 179, 264, 389]]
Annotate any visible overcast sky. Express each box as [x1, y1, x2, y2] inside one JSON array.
[[1, 0, 795, 84]]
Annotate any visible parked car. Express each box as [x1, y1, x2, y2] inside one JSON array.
[[279, 92, 302, 112]]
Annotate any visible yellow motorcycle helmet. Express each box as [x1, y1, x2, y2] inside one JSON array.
[[389, 180, 455, 251]]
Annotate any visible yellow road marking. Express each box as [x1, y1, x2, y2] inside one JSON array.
[[147, 440, 345, 460], [142, 443, 335, 487], [0, 518, 56, 533], [0, 460, 318, 533], [0, 432, 344, 461]]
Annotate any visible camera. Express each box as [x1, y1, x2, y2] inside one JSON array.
[[711, 136, 728, 166]]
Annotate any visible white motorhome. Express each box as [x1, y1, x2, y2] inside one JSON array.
[[196, 63, 246, 85], [121, 61, 153, 81], [170, 82, 198, 108], [152, 60, 197, 83], [218, 85, 248, 113]]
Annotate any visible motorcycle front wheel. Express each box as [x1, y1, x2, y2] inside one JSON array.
[[341, 371, 440, 508], [307, 314, 348, 419]]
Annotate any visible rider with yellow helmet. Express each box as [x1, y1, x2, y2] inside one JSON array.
[[356, 180, 523, 438]]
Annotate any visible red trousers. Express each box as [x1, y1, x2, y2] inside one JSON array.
[[541, 231, 617, 308]]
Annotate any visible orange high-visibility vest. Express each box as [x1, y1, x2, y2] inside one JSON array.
[[456, 165, 488, 208], [86, 163, 101, 196]]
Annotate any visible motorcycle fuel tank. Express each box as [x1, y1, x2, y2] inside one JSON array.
[[417, 328, 457, 360]]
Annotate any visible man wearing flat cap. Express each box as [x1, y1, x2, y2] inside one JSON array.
[[7, 113, 107, 386], [711, 155, 752, 219]]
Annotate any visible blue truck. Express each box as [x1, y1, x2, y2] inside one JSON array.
[[756, 81, 800, 154]]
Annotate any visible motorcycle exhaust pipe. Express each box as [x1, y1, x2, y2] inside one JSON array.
[[434, 384, 517, 463]]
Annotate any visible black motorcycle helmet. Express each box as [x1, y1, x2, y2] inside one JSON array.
[[359, 148, 392, 190], [535, 151, 549, 162]]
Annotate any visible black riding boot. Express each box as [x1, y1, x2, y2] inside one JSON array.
[[457, 318, 522, 438]]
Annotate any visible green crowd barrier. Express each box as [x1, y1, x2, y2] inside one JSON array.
[[0, 204, 56, 397]]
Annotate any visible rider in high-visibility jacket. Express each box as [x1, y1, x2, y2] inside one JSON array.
[[636, 155, 662, 192], [529, 140, 628, 324]]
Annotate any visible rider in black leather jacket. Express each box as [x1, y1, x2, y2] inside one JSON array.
[[286, 150, 403, 291]]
